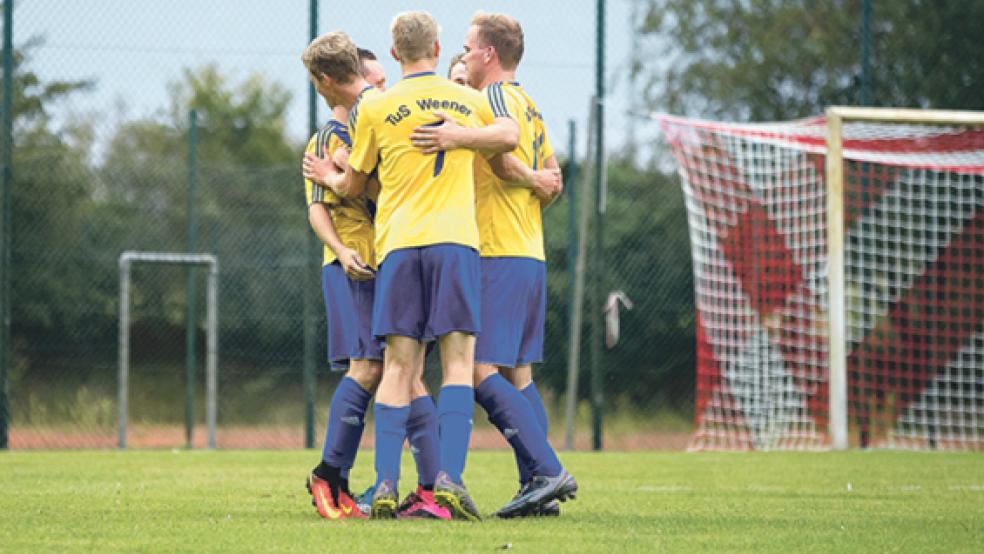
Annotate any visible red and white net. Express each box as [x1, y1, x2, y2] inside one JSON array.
[[658, 114, 984, 450]]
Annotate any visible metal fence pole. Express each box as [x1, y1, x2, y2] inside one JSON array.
[[563, 119, 580, 450], [205, 260, 218, 449], [302, 0, 319, 449], [185, 109, 199, 449], [0, 0, 13, 450], [590, 0, 606, 452], [118, 258, 131, 449]]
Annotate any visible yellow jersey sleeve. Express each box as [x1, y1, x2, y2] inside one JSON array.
[[304, 129, 340, 207], [348, 88, 380, 176], [303, 121, 376, 268], [540, 126, 555, 164], [474, 82, 552, 261]]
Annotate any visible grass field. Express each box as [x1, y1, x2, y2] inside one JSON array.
[[1, 449, 982, 552]]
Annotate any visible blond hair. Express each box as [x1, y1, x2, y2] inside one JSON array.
[[301, 31, 361, 84], [390, 11, 440, 63], [470, 12, 524, 70]]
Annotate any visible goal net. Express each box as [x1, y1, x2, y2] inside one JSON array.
[[657, 109, 984, 450]]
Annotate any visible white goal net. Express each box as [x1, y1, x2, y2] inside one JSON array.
[[657, 110, 984, 450]]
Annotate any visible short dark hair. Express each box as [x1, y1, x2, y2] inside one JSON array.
[[356, 47, 378, 77], [447, 52, 465, 78]]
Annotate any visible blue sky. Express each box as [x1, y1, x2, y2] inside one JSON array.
[[16, 0, 655, 161]]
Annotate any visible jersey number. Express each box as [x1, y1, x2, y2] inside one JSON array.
[[423, 120, 446, 177]]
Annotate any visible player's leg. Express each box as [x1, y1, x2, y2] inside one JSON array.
[[366, 246, 428, 519], [369, 335, 422, 518], [433, 331, 482, 521], [417, 244, 483, 521], [396, 375, 450, 519], [388, 361, 449, 520], [473, 258, 558, 481], [478, 258, 575, 518], [499, 364, 549, 436], [309, 263, 378, 520], [497, 363, 560, 517]]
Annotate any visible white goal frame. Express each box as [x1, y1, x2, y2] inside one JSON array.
[[825, 107, 984, 449], [117, 251, 219, 449]]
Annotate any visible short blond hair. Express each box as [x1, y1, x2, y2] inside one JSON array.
[[471, 12, 524, 70], [390, 11, 440, 63], [301, 31, 361, 84]]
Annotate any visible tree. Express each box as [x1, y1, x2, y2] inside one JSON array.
[[5, 41, 101, 346], [97, 65, 306, 367], [637, 0, 984, 120]]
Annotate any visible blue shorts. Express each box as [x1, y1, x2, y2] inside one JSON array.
[[322, 262, 384, 370], [372, 244, 481, 342], [474, 257, 546, 367]]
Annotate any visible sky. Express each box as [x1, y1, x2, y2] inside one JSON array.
[[15, 0, 659, 161]]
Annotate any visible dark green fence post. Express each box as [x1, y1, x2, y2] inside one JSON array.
[[302, 0, 319, 449], [566, 119, 578, 342], [185, 109, 199, 449], [0, 0, 14, 450], [590, 0, 606, 452], [860, 0, 872, 105]]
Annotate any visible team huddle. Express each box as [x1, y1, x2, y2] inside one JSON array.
[[300, 10, 573, 521]]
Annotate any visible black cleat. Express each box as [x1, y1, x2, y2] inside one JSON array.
[[495, 469, 577, 519]]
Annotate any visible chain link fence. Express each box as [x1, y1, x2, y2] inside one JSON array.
[[1, 0, 695, 450]]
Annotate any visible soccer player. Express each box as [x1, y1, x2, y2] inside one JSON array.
[[409, 11, 577, 518], [447, 52, 467, 85], [318, 11, 519, 521], [301, 35, 447, 521]]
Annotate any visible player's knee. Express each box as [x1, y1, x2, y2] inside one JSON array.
[[473, 363, 498, 386], [411, 376, 430, 398], [346, 360, 383, 392], [500, 365, 532, 389], [384, 356, 418, 382]]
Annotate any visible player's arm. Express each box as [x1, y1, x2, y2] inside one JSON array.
[[304, 156, 370, 200], [410, 111, 518, 155], [486, 152, 563, 203], [308, 202, 373, 280]]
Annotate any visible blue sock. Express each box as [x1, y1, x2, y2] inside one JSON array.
[[437, 385, 474, 484], [406, 395, 440, 488], [320, 377, 371, 473], [521, 381, 549, 435], [373, 403, 410, 491], [513, 381, 549, 484], [476, 373, 562, 480]]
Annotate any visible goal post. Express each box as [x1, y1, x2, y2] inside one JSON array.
[[118, 251, 219, 449], [825, 107, 984, 450], [657, 107, 984, 451]]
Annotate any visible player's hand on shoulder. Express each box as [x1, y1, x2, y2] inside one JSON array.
[[303, 152, 342, 186], [410, 111, 462, 154], [337, 247, 374, 281]]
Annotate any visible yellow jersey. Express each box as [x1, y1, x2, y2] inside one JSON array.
[[304, 118, 377, 268], [347, 71, 497, 264], [475, 81, 555, 261]]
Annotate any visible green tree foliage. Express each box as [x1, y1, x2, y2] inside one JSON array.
[[638, 0, 984, 119], [95, 65, 304, 361], [6, 41, 100, 347]]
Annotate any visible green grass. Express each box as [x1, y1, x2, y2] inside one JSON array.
[[1, 450, 982, 552]]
